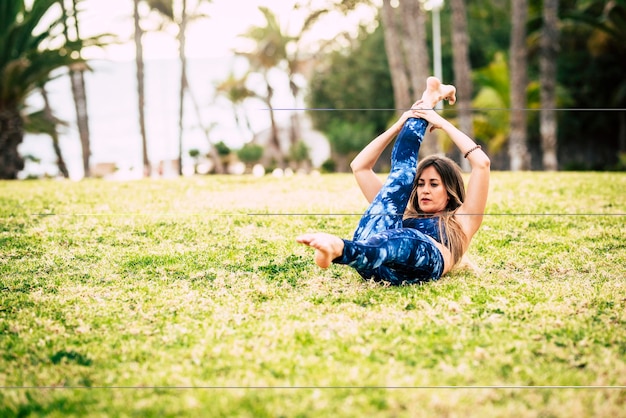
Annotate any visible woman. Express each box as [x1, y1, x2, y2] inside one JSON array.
[[297, 77, 490, 285]]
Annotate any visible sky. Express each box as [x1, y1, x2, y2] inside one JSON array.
[[78, 0, 378, 61]]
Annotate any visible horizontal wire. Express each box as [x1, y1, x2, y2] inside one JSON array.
[[248, 213, 626, 217], [263, 107, 626, 112]]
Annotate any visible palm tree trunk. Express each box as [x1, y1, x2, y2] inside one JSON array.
[[0, 109, 25, 179], [509, 0, 530, 171], [264, 79, 284, 168], [381, 0, 411, 112], [450, 0, 473, 172], [134, 0, 151, 177], [186, 87, 225, 174], [289, 79, 301, 163], [66, 0, 91, 177], [288, 72, 301, 149], [400, 0, 430, 98], [69, 69, 91, 178], [540, 0, 559, 171], [66, 0, 91, 178], [399, 0, 441, 156], [177, 0, 188, 176], [40, 86, 69, 178]]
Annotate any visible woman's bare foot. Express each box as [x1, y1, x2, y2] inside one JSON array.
[[296, 233, 345, 269], [420, 76, 456, 108]]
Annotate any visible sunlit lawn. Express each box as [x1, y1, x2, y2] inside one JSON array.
[[1, 171, 625, 417]]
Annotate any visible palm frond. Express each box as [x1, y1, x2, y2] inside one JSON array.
[[24, 109, 68, 136], [0, 0, 83, 108], [147, 0, 175, 20]]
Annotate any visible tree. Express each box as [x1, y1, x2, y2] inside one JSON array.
[[59, 0, 92, 178], [289, 140, 311, 171], [466, 0, 510, 70], [326, 119, 376, 171], [509, 0, 530, 170], [380, 0, 431, 106], [380, 0, 412, 111], [146, 0, 217, 175], [449, 0, 473, 171], [134, 0, 151, 176], [472, 51, 546, 170], [282, 3, 328, 149], [307, 22, 394, 171], [237, 143, 264, 168], [24, 85, 70, 178], [401, 0, 430, 99], [0, 0, 83, 179], [564, 0, 626, 163], [215, 70, 256, 137], [237, 7, 290, 168], [540, 0, 559, 171], [176, 0, 188, 176], [236, 2, 367, 168], [380, 0, 440, 155], [472, 53, 511, 154]]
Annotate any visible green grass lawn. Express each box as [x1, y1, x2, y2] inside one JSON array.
[[1, 172, 625, 417]]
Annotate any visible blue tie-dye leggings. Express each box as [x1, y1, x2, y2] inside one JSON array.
[[333, 118, 445, 285]]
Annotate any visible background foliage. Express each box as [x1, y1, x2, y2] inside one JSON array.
[[307, 0, 626, 170]]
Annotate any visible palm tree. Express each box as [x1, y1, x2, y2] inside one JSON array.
[[215, 70, 256, 137], [237, 7, 290, 168], [24, 85, 70, 178], [283, 7, 328, 149], [401, 0, 430, 99], [540, 0, 559, 171], [380, 0, 439, 155], [239, 3, 350, 168], [449, 0, 473, 172], [176, 0, 188, 176], [0, 0, 83, 179], [187, 88, 224, 174], [472, 51, 543, 166], [146, 0, 217, 175], [509, 0, 530, 171], [380, 0, 412, 113], [59, 0, 92, 178], [134, 0, 151, 177]]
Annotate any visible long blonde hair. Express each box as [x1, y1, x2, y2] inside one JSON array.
[[404, 155, 467, 266]]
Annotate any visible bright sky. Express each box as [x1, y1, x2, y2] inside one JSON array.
[[78, 0, 379, 61]]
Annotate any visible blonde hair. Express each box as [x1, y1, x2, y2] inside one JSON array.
[[404, 155, 467, 266]]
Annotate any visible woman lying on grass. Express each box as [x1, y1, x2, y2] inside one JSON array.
[[297, 77, 490, 285]]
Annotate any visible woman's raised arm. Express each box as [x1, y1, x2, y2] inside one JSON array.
[[413, 107, 490, 238], [350, 106, 418, 203]]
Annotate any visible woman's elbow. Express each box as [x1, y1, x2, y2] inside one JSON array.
[[474, 153, 491, 170], [350, 159, 364, 173]]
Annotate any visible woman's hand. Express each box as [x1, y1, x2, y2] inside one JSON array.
[[412, 107, 447, 132], [397, 100, 427, 126]]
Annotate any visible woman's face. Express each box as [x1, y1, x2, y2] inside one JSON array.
[[416, 165, 449, 213]]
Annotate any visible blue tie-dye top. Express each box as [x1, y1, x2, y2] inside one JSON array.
[[402, 216, 448, 246]]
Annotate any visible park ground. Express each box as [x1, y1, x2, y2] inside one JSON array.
[[1, 171, 625, 417]]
